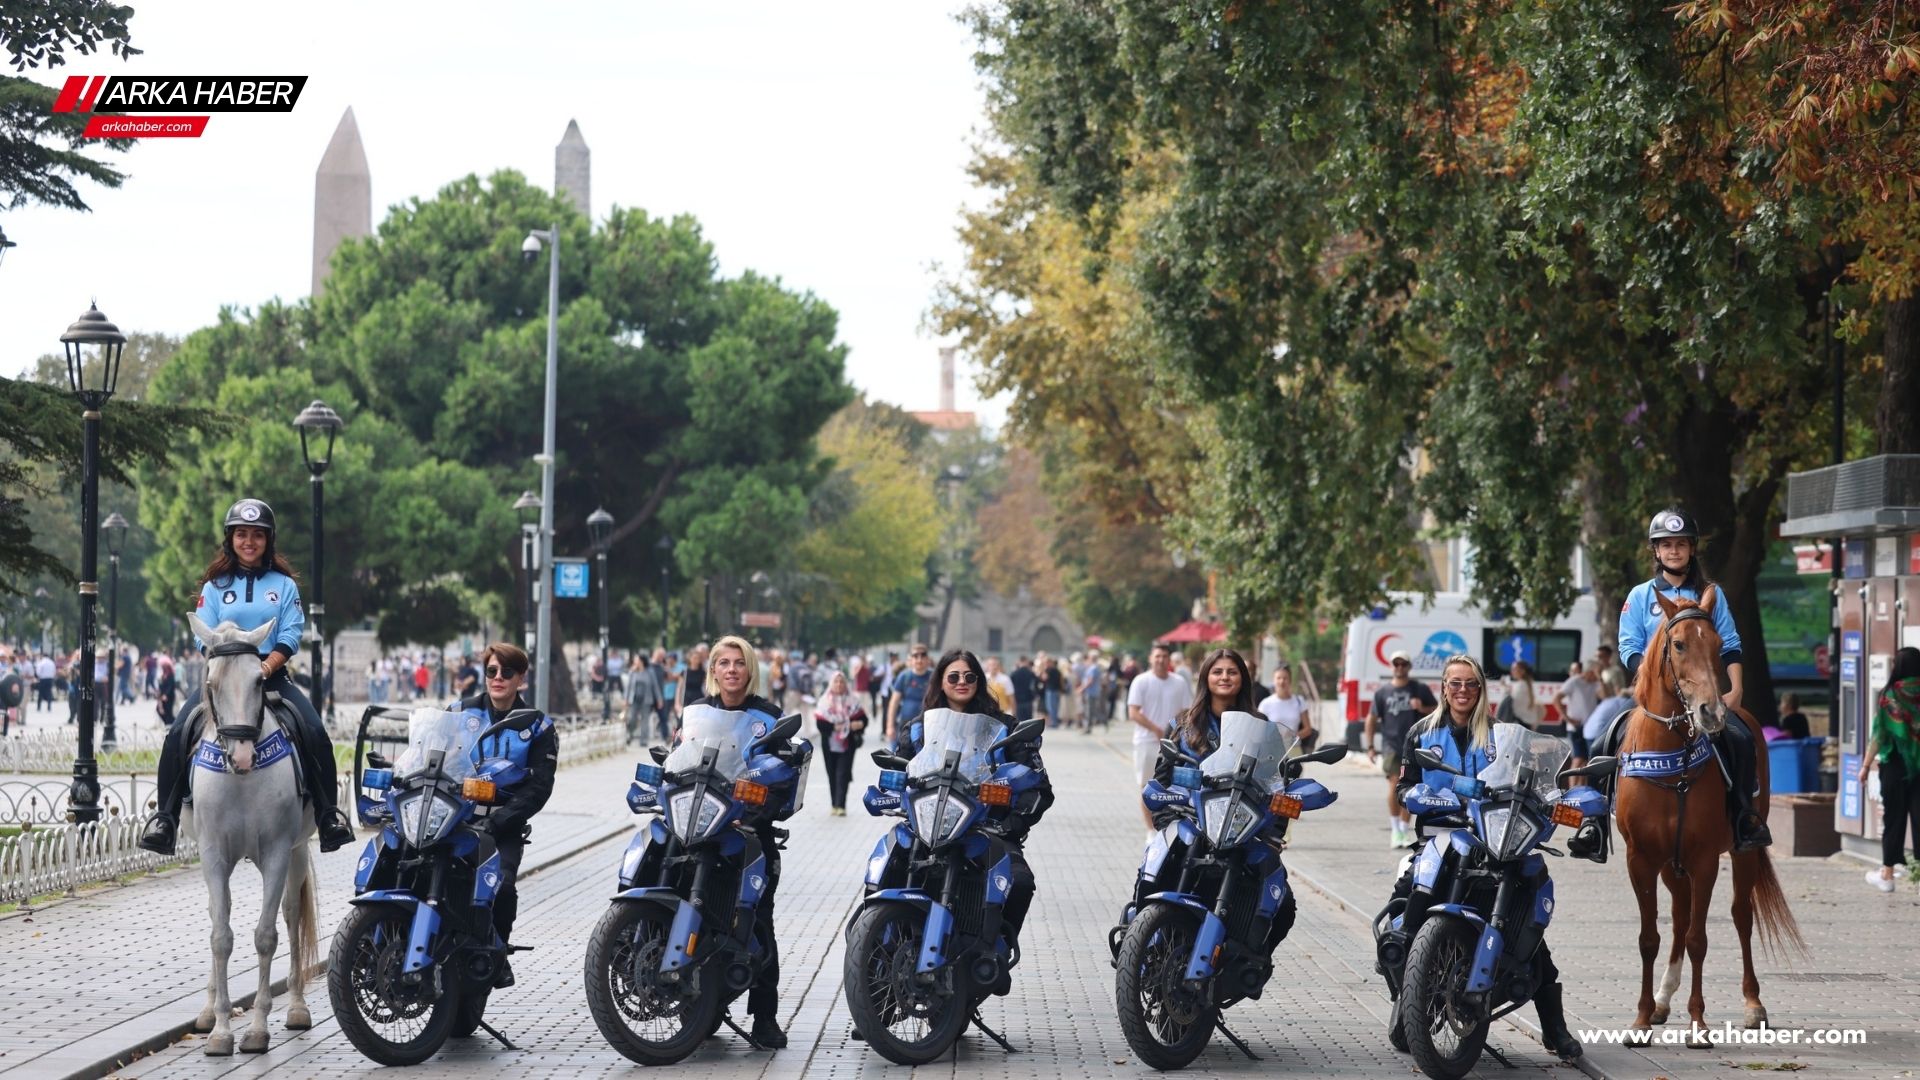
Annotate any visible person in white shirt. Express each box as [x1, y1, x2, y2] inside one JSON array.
[[1555, 660, 1602, 765], [1257, 662, 1316, 745], [1127, 643, 1189, 831]]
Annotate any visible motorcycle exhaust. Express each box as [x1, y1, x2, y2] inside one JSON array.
[[725, 961, 755, 991]]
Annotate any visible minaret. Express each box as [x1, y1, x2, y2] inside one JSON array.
[[555, 120, 590, 218], [312, 107, 371, 296]]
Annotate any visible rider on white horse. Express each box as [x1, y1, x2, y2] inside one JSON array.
[[139, 497, 357, 855]]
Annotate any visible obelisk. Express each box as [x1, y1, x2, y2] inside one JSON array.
[[312, 107, 371, 296], [555, 119, 590, 218]]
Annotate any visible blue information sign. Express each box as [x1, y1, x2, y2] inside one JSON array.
[[1842, 630, 1862, 655], [553, 560, 589, 599], [1840, 753, 1862, 819]]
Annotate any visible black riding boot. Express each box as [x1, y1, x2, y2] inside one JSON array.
[[137, 702, 198, 854], [1533, 983, 1582, 1061], [1716, 721, 1772, 852]]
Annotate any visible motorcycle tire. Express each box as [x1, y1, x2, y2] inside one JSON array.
[[843, 904, 969, 1065], [328, 903, 463, 1067], [1115, 904, 1216, 1071], [584, 900, 720, 1066], [1401, 918, 1490, 1080], [451, 982, 491, 1038]]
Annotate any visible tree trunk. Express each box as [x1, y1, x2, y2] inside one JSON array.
[[541, 601, 581, 717], [1878, 293, 1920, 453], [934, 580, 957, 651], [1578, 464, 1639, 657]]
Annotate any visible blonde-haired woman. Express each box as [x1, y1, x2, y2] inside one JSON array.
[[1396, 655, 1496, 802]]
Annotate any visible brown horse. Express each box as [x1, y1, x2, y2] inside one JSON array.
[[1615, 587, 1802, 1046]]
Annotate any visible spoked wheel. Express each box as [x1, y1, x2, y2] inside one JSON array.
[[843, 904, 968, 1065], [1401, 919, 1490, 1080], [328, 904, 462, 1066], [585, 901, 719, 1066], [1115, 904, 1217, 1071]]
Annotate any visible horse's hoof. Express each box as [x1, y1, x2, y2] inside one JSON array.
[[192, 1009, 217, 1034], [1743, 1006, 1768, 1030], [1626, 1026, 1653, 1047], [1649, 1004, 1670, 1025], [204, 1033, 234, 1056], [286, 1005, 312, 1030], [239, 1029, 270, 1054], [1685, 1025, 1713, 1049]]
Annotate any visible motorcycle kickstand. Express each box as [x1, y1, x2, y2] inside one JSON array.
[[968, 1010, 1018, 1054], [475, 1018, 518, 1052], [1215, 1019, 1260, 1062], [720, 1011, 766, 1051], [1480, 1041, 1516, 1069]]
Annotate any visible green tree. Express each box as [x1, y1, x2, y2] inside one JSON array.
[[1, 0, 139, 238]]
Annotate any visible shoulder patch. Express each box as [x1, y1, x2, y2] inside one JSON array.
[[196, 594, 205, 609], [266, 590, 279, 604], [222, 590, 237, 605]]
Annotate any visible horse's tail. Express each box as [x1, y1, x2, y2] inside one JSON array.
[[1748, 848, 1805, 960], [288, 840, 319, 992]]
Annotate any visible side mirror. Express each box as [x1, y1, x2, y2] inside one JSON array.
[[1301, 743, 1349, 766], [872, 749, 910, 770], [1558, 755, 1619, 784], [764, 713, 803, 746], [479, 708, 543, 741], [1412, 747, 1446, 770], [648, 745, 669, 764], [990, 717, 1045, 752]]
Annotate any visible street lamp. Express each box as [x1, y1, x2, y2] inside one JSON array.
[[294, 399, 343, 721], [587, 506, 615, 722], [522, 226, 561, 712], [655, 534, 675, 650], [61, 302, 126, 826], [514, 490, 542, 660], [101, 511, 128, 751], [0, 226, 16, 269]]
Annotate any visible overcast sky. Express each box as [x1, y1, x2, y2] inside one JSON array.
[[1, 0, 1004, 424]]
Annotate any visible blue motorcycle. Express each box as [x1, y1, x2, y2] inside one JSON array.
[[843, 709, 1047, 1065], [584, 703, 810, 1066], [1371, 723, 1614, 1080], [1111, 713, 1347, 1070], [329, 706, 538, 1066]]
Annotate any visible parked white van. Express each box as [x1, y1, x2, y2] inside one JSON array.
[[1337, 593, 1604, 739]]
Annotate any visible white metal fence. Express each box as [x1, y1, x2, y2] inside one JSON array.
[[0, 728, 167, 775]]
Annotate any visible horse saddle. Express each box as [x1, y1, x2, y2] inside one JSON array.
[[184, 694, 308, 803]]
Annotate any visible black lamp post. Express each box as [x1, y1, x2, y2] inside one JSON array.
[[101, 511, 128, 751], [0, 227, 16, 269], [588, 506, 615, 721], [655, 534, 675, 650], [514, 490, 541, 658], [293, 400, 342, 720], [61, 303, 126, 826]]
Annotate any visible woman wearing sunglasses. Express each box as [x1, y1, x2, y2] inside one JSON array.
[[451, 642, 557, 990]]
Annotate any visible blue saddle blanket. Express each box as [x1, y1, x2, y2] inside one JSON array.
[[1620, 735, 1713, 779]]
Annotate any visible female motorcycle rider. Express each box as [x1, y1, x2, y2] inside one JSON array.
[[453, 642, 556, 989], [684, 634, 803, 1049], [138, 498, 356, 855], [1388, 654, 1581, 1063], [897, 648, 1054, 947]]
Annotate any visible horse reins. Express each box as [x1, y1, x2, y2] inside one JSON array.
[[1631, 603, 1714, 878], [206, 639, 267, 740]]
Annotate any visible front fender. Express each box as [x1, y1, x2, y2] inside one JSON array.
[[1420, 904, 1499, 992], [608, 888, 701, 975], [346, 892, 440, 974], [1184, 911, 1229, 983]]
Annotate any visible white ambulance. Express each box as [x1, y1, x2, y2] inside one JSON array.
[[1338, 593, 1604, 737]]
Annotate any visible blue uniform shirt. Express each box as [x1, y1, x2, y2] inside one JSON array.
[[195, 569, 304, 658], [1412, 720, 1495, 790], [1617, 575, 1740, 669]]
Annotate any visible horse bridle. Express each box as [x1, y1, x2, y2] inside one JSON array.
[[1645, 605, 1713, 738], [206, 639, 266, 740]]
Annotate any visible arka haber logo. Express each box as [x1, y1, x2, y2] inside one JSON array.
[[52, 75, 307, 139]]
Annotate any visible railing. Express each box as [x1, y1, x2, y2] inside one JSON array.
[[0, 776, 151, 825], [0, 728, 167, 775]]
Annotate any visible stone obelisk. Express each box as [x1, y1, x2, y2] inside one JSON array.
[[312, 107, 371, 296], [555, 119, 590, 218]]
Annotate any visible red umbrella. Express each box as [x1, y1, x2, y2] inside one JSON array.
[[1157, 619, 1226, 644]]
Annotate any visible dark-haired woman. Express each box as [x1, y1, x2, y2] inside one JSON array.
[[1861, 646, 1920, 893], [904, 649, 1054, 948], [138, 499, 356, 855]]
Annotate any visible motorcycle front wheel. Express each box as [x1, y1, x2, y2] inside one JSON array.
[[328, 903, 462, 1066], [1115, 903, 1216, 1071], [843, 904, 969, 1065], [584, 901, 719, 1066], [1401, 918, 1490, 1080]]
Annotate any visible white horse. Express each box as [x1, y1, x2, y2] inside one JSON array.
[[180, 614, 319, 1055]]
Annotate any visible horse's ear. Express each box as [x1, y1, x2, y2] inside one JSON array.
[[187, 612, 215, 645], [1699, 585, 1718, 615], [242, 619, 276, 649], [1654, 590, 1682, 620]]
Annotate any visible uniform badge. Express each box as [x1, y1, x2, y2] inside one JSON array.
[[222, 590, 237, 604], [266, 591, 278, 604], [239, 503, 261, 521], [195, 595, 205, 609], [1663, 513, 1684, 533], [752, 721, 768, 738]]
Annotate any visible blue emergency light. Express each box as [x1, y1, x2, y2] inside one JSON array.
[[879, 770, 907, 791], [635, 763, 664, 786], [1172, 766, 1203, 790], [362, 767, 393, 791]]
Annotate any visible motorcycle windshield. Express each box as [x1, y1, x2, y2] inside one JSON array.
[[1476, 723, 1571, 803], [394, 708, 482, 784], [1200, 711, 1296, 787], [666, 703, 760, 781], [908, 708, 1003, 785]]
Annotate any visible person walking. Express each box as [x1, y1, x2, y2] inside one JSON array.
[[1555, 659, 1600, 765], [34, 652, 55, 712], [1127, 643, 1188, 833], [884, 645, 933, 749], [813, 670, 867, 815], [623, 650, 664, 745], [673, 642, 709, 723], [984, 654, 1016, 715], [1257, 661, 1315, 744], [1076, 653, 1106, 733], [1009, 655, 1037, 722], [1504, 660, 1545, 732], [1861, 646, 1920, 892], [1041, 655, 1065, 728], [1364, 650, 1437, 849]]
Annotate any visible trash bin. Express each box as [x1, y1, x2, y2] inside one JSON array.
[[1767, 736, 1826, 795]]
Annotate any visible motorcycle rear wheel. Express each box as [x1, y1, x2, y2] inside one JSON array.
[[585, 901, 720, 1066], [1115, 904, 1216, 1071], [844, 904, 969, 1065], [328, 904, 462, 1066], [1401, 918, 1489, 1080]]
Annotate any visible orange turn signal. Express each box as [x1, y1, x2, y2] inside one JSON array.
[[1269, 793, 1303, 819], [1551, 803, 1584, 828], [685, 932, 699, 957], [461, 778, 498, 804], [734, 779, 768, 807], [979, 781, 1013, 807]]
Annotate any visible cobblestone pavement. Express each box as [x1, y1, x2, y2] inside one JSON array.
[[90, 722, 1577, 1079]]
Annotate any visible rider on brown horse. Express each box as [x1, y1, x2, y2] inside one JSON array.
[[1570, 509, 1771, 857]]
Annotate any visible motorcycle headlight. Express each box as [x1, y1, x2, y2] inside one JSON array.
[[1479, 805, 1539, 860], [1201, 792, 1260, 847], [396, 791, 460, 846], [910, 791, 974, 846], [668, 788, 730, 845]]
